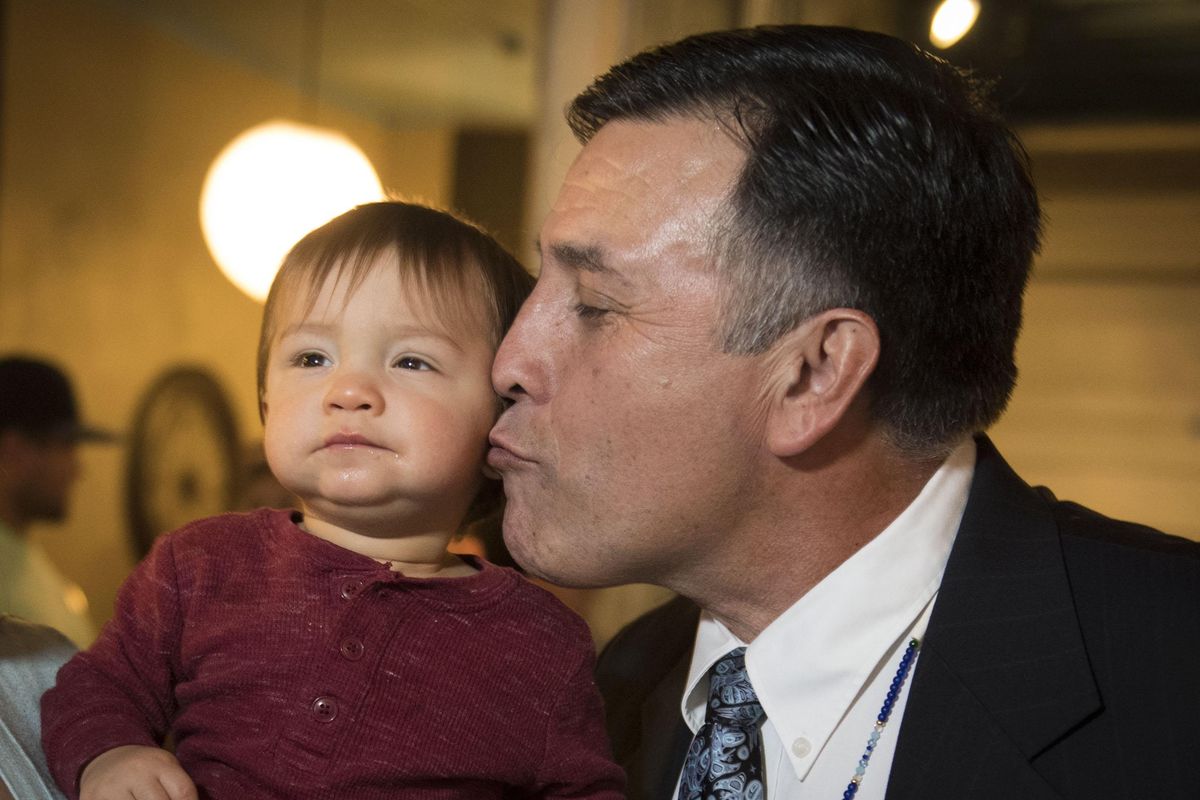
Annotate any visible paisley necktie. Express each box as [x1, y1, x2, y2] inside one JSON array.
[[677, 646, 767, 800]]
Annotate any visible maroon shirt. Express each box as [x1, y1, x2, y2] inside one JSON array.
[[42, 509, 624, 799]]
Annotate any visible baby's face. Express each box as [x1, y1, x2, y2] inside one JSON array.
[[260, 261, 497, 537]]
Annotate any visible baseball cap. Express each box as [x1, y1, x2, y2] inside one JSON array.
[[0, 355, 118, 443]]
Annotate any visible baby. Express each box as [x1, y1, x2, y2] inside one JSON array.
[[42, 202, 624, 799]]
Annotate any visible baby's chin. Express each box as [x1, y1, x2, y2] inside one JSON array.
[[300, 496, 461, 540]]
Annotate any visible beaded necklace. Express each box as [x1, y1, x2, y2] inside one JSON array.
[[842, 637, 921, 799]]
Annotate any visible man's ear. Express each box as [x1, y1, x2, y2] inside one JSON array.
[[764, 308, 879, 458]]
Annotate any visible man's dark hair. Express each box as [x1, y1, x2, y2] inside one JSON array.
[[567, 25, 1042, 456]]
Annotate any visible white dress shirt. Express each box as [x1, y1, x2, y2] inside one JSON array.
[[677, 438, 976, 799]]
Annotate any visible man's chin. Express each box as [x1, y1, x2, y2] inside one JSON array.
[[502, 524, 629, 590]]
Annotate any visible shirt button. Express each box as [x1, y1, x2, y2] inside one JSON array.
[[310, 695, 338, 722], [339, 637, 364, 661], [339, 578, 365, 599], [791, 737, 812, 758]]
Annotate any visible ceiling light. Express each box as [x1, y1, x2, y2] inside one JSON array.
[[930, 0, 981, 49], [199, 120, 385, 302]]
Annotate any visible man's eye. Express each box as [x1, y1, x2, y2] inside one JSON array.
[[574, 303, 609, 320], [395, 356, 432, 371], [294, 352, 329, 368]]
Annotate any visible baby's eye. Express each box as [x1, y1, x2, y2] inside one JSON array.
[[395, 356, 432, 371], [293, 352, 330, 368]]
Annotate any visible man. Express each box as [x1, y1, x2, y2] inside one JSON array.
[[488, 25, 1200, 800], [0, 356, 113, 646]]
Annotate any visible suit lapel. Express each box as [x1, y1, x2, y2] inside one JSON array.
[[886, 437, 1101, 799], [629, 652, 693, 800]]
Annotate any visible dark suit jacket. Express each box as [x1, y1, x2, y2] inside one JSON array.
[[595, 436, 1200, 799]]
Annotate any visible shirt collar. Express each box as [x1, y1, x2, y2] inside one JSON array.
[[681, 437, 976, 779]]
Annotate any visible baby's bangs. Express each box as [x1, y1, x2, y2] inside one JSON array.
[[282, 241, 500, 349]]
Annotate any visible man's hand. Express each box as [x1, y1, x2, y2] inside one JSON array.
[[80, 745, 198, 800]]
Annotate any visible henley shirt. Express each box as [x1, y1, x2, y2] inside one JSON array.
[[42, 508, 624, 799]]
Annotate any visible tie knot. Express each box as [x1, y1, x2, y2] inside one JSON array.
[[707, 647, 765, 727]]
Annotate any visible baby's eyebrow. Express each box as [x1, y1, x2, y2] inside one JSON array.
[[278, 322, 470, 355], [275, 321, 335, 339], [386, 325, 466, 353]]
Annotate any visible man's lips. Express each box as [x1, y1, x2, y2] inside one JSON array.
[[486, 431, 534, 470]]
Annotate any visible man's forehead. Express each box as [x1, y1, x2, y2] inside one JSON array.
[[542, 117, 743, 270], [569, 117, 743, 193]]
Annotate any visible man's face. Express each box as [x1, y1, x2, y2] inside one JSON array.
[[5, 431, 81, 524], [489, 117, 775, 589]]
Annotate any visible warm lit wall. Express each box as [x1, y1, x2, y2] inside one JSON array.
[[0, 0, 454, 630], [991, 124, 1200, 540]]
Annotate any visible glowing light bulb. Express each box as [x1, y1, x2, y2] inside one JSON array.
[[200, 120, 385, 302], [930, 0, 981, 49]]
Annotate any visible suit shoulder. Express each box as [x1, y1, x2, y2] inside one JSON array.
[[597, 595, 698, 687], [1050, 498, 1200, 629], [1052, 498, 1200, 565]]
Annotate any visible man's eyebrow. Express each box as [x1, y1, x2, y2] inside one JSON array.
[[551, 243, 610, 274], [534, 237, 611, 275], [536, 238, 635, 289]]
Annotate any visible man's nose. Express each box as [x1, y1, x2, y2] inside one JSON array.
[[492, 300, 546, 406]]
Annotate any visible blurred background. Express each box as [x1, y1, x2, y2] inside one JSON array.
[[1, 0, 1196, 647]]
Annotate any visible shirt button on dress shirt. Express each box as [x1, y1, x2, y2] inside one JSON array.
[[339, 636, 364, 660], [791, 737, 812, 758], [311, 695, 338, 722]]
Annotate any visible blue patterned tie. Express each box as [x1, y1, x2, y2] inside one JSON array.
[[677, 647, 767, 800]]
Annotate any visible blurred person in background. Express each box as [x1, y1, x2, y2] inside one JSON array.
[[0, 355, 115, 647]]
